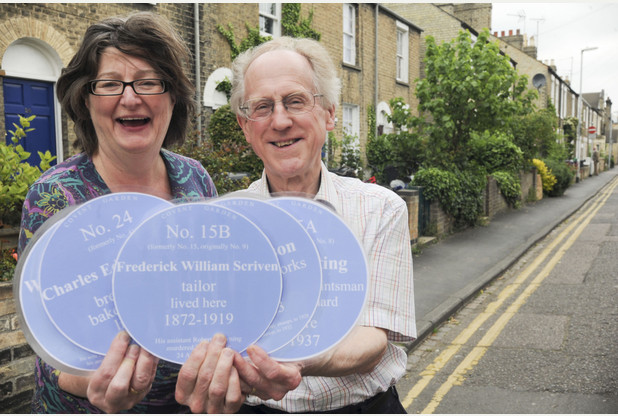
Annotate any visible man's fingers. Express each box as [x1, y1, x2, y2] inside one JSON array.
[[175, 333, 229, 413], [175, 340, 208, 403], [247, 345, 300, 384], [206, 348, 234, 414], [192, 333, 227, 396], [224, 364, 245, 414]]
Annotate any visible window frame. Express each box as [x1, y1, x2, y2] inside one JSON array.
[[343, 4, 356, 66], [342, 103, 360, 143], [396, 21, 409, 83], [259, 3, 281, 38]]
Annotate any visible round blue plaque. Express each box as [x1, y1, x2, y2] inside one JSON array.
[[268, 197, 369, 360], [112, 202, 283, 364], [14, 219, 104, 375], [39, 193, 173, 355], [212, 195, 322, 354]]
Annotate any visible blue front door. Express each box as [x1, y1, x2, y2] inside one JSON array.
[[4, 77, 57, 167]]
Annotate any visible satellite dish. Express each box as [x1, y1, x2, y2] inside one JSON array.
[[532, 73, 547, 90]]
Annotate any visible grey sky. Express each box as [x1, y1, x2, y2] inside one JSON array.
[[491, 2, 618, 120]]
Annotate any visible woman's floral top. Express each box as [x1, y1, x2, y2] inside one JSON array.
[[18, 149, 217, 413]]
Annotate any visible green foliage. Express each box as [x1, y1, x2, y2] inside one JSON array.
[[339, 134, 362, 174], [468, 131, 523, 207], [545, 137, 571, 163], [543, 158, 573, 197], [415, 29, 536, 170], [281, 4, 320, 40], [217, 23, 271, 61], [323, 132, 338, 170], [365, 133, 393, 184], [207, 104, 244, 147], [0, 248, 17, 282], [367, 28, 544, 224], [218, 5, 321, 62], [172, 132, 258, 195], [468, 130, 523, 174], [324, 133, 363, 177], [208, 104, 262, 181], [1, 115, 56, 226], [509, 106, 559, 163], [561, 117, 578, 159], [366, 104, 376, 144], [366, 98, 424, 184], [172, 105, 263, 195], [491, 171, 521, 208], [215, 78, 232, 101], [412, 167, 486, 227]]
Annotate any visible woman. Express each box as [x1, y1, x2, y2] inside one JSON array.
[[18, 12, 217, 413]]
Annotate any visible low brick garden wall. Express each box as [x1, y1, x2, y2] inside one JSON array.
[[399, 170, 542, 240], [0, 281, 35, 413]]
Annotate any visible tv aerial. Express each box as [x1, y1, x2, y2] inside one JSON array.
[[507, 10, 526, 33]]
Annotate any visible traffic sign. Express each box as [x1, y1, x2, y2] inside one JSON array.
[[588, 125, 597, 134]]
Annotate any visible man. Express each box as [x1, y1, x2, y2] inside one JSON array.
[[175, 37, 416, 413], [592, 146, 600, 175]]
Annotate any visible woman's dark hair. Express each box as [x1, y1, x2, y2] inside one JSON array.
[[56, 12, 195, 155]]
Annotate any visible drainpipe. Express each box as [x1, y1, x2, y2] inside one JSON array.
[[609, 115, 614, 168], [194, 3, 202, 133], [374, 4, 379, 140]]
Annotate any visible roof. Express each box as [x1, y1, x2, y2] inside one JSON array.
[[582, 92, 604, 111], [378, 5, 423, 33]]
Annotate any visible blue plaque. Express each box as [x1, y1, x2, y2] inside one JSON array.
[[112, 202, 283, 364], [14, 219, 104, 375], [268, 197, 369, 360], [39, 193, 173, 355], [212, 195, 322, 354]]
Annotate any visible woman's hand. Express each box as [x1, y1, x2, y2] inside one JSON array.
[[86, 331, 159, 413], [175, 334, 246, 414]]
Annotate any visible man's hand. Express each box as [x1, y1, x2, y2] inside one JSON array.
[[234, 345, 302, 401], [234, 326, 387, 403], [175, 334, 246, 414]]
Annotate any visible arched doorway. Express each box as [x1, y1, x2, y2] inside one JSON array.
[[2, 37, 63, 166]]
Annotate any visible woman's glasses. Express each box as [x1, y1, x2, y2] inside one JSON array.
[[89, 79, 168, 96]]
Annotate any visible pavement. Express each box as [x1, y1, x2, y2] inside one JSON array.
[[405, 168, 618, 352]]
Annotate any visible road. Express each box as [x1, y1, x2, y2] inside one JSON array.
[[396, 175, 618, 413]]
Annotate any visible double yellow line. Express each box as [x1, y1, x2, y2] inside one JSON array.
[[402, 175, 618, 413]]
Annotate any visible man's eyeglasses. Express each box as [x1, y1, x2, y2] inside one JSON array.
[[89, 79, 168, 96], [239, 91, 323, 121]]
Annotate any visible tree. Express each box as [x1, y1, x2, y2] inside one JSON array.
[[415, 29, 537, 170], [509, 106, 559, 164]]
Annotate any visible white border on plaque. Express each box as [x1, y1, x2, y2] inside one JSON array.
[[112, 202, 283, 364], [39, 193, 173, 355], [14, 210, 104, 375], [212, 195, 322, 354], [267, 197, 369, 361]]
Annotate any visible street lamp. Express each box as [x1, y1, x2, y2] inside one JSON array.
[[576, 46, 598, 181]]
